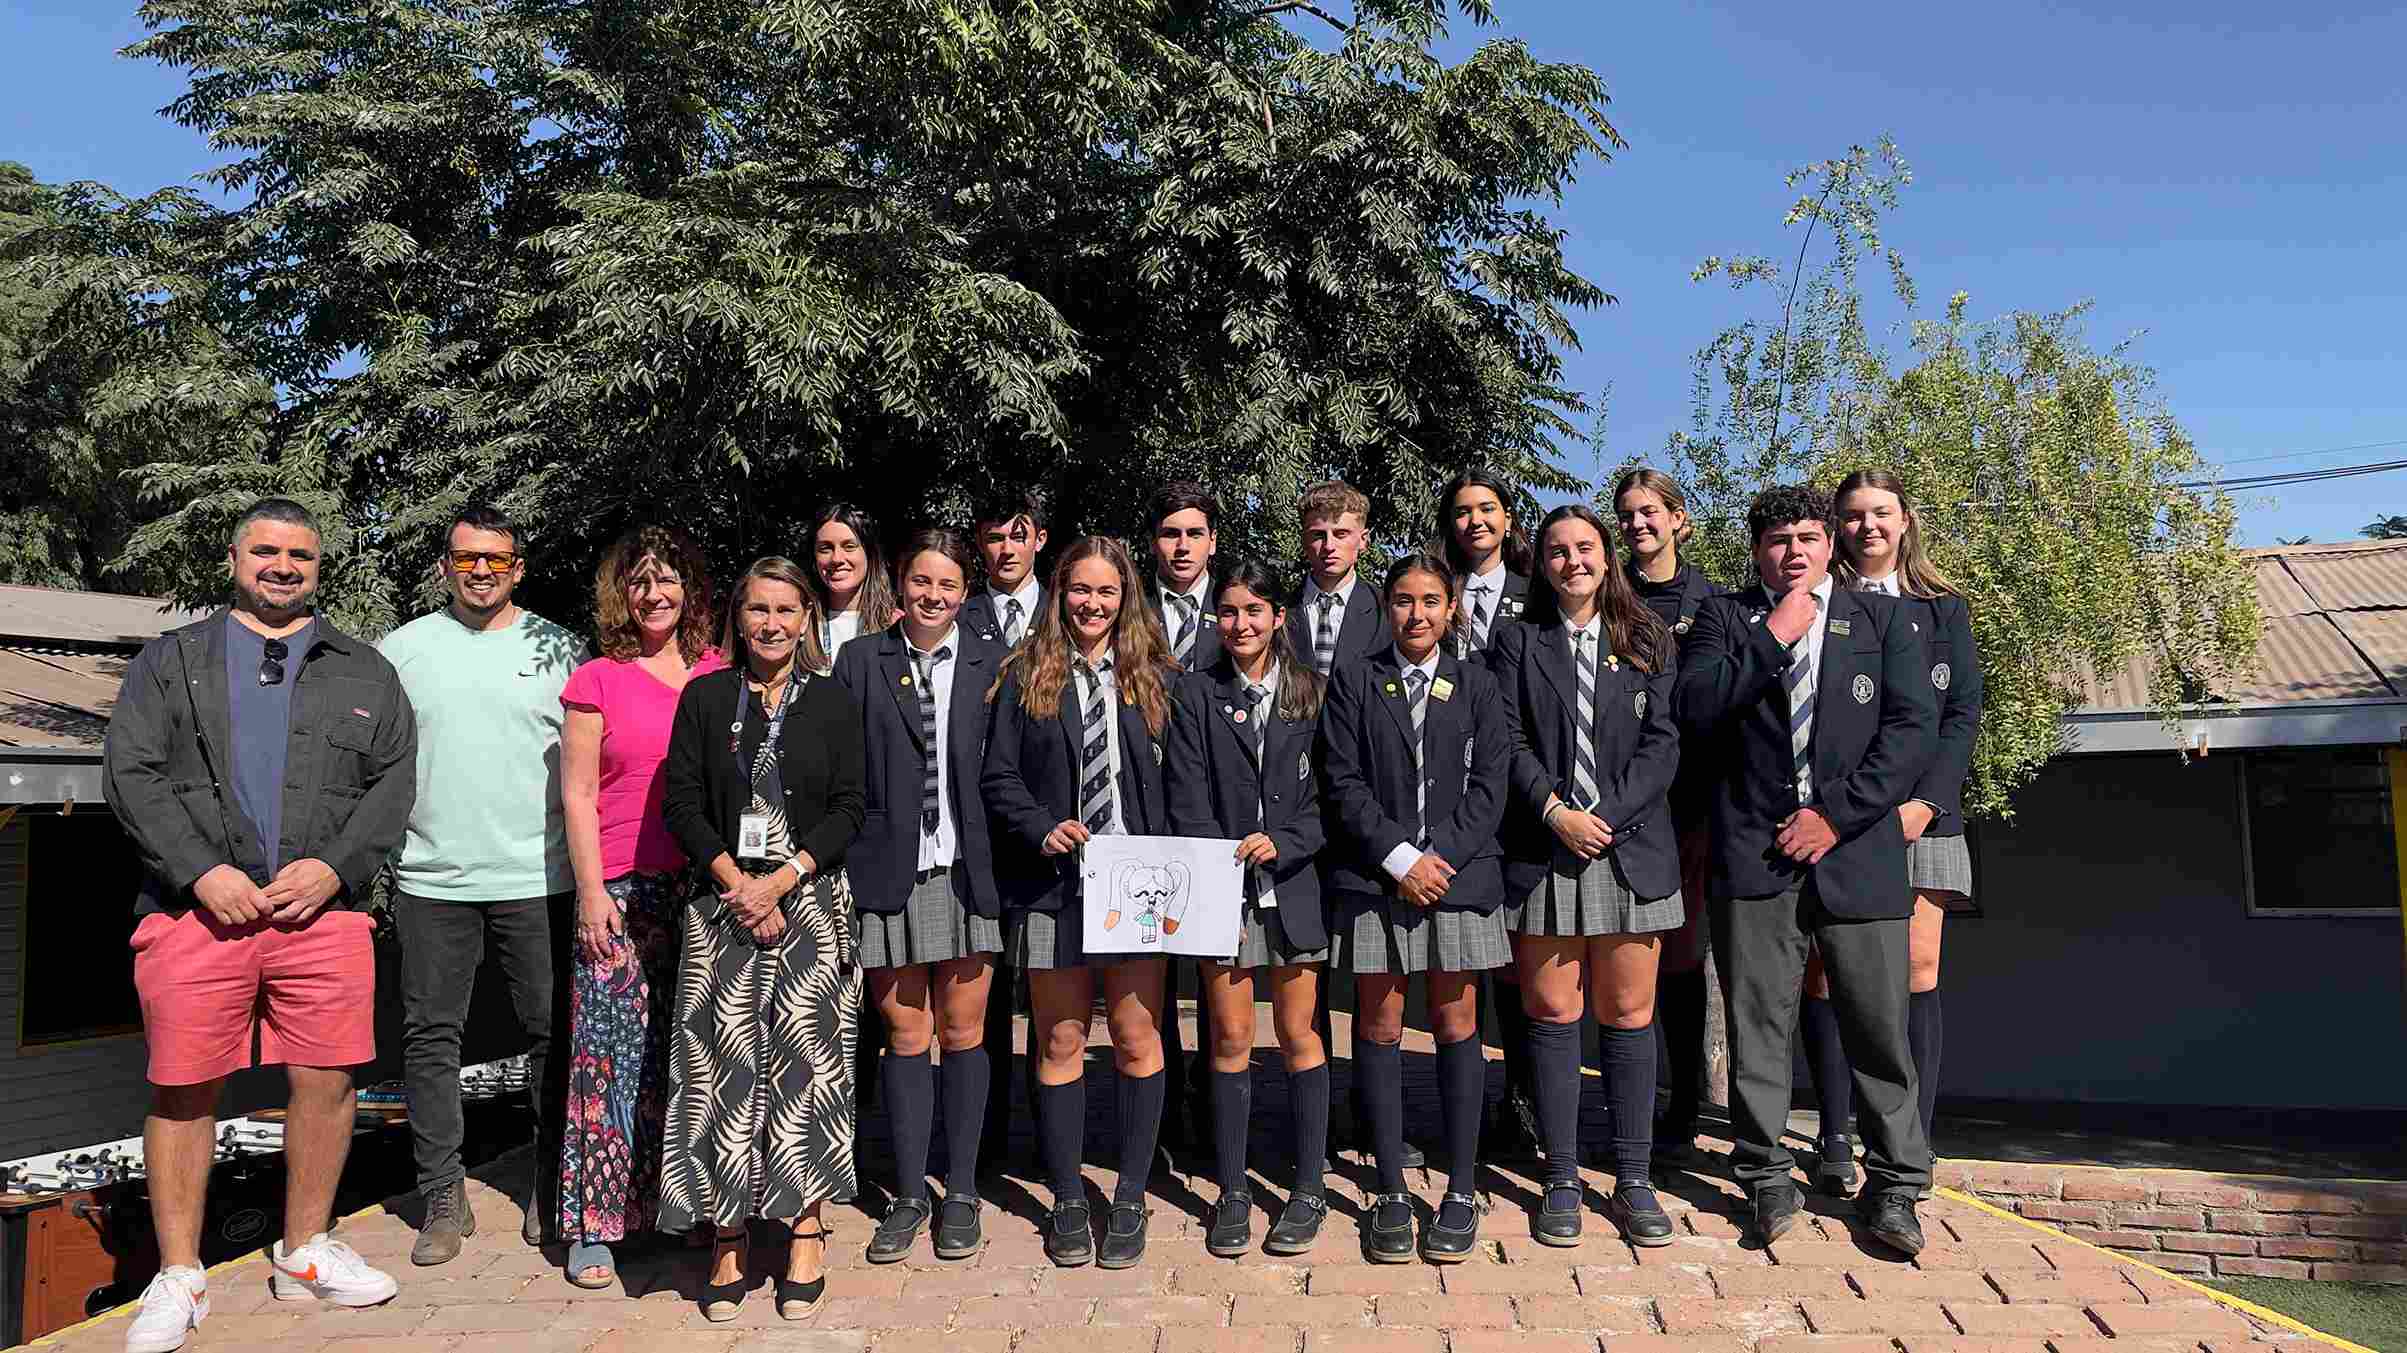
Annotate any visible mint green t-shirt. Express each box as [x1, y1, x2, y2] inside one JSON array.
[[380, 608, 587, 901]]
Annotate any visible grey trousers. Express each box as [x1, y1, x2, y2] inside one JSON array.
[[1710, 883, 1931, 1200]]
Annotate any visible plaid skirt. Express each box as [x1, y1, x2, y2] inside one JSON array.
[[1331, 892, 1511, 976], [856, 866, 1004, 970], [1908, 833, 1975, 899], [1510, 851, 1685, 938], [1011, 905, 1162, 972], [1218, 902, 1328, 970]]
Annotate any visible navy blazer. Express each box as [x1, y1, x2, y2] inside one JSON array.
[[1673, 583, 1937, 918], [1317, 649, 1510, 912], [832, 624, 1007, 918], [1900, 592, 1983, 837], [980, 666, 1171, 913], [961, 586, 1045, 648], [1285, 576, 1393, 672], [1165, 661, 1330, 952], [1155, 583, 1224, 674], [1490, 622, 1682, 903], [1454, 570, 1532, 658]]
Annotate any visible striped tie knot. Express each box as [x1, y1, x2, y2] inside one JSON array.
[[1313, 594, 1341, 675], [1003, 597, 1025, 645], [1404, 667, 1431, 843], [912, 645, 950, 832], [1244, 681, 1271, 757], [1077, 657, 1116, 834], [1571, 628, 1600, 812], [1170, 593, 1200, 662]]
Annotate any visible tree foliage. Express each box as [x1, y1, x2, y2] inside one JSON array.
[[2364, 515, 2407, 541], [1651, 140, 2258, 819], [22, 0, 1619, 633]]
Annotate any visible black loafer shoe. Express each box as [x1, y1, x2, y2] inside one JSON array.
[[1610, 1184, 1676, 1247], [1397, 1141, 1427, 1170], [1044, 1200, 1094, 1267], [1532, 1181, 1584, 1247], [1814, 1137, 1859, 1197], [1366, 1192, 1416, 1263], [1263, 1192, 1328, 1256], [1206, 1191, 1253, 1258], [1753, 1183, 1804, 1247], [1859, 1191, 1925, 1257], [1421, 1192, 1480, 1263], [934, 1195, 984, 1260], [1097, 1202, 1149, 1269], [867, 1198, 931, 1264]]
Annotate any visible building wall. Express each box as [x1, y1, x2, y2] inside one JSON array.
[[1955, 751, 2407, 1110]]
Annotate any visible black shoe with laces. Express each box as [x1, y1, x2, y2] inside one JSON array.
[[933, 1195, 984, 1261], [1366, 1193, 1416, 1263], [1421, 1192, 1480, 1263], [1206, 1191, 1253, 1258], [1044, 1200, 1094, 1267], [1859, 1191, 1925, 1257], [1097, 1201, 1149, 1269], [1532, 1181, 1584, 1247], [1263, 1192, 1327, 1256], [1753, 1183, 1803, 1247], [867, 1198, 931, 1265], [1814, 1136, 1860, 1197], [1610, 1183, 1676, 1247]]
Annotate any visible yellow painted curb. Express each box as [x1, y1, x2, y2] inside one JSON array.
[[1940, 1185, 2379, 1353]]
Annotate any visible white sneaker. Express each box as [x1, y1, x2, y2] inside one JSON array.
[[269, 1233, 399, 1307], [125, 1266, 207, 1353]]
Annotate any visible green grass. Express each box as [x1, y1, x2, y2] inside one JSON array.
[[2203, 1278, 2407, 1352]]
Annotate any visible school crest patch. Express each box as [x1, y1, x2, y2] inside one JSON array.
[[1932, 662, 1952, 692], [1634, 690, 1648, 719], [1851, 673, 1875, 705], [1299, 751, 1311, 783], [1675, 616, 1693, 634]]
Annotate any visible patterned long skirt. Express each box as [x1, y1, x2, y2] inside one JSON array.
[[658, 871, 860, 1230], [558, 871, 681, 1243]]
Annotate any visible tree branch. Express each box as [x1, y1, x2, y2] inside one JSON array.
[[1766, 173, 1839, 460], [1249, 1, 1353, 33]]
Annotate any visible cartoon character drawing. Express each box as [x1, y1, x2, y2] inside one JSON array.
[[1105, 860, 1193, 946]]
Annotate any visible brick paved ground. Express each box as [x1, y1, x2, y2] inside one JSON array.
[[35, 1020, 2298, 1353]]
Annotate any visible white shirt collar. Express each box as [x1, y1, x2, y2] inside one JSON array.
[[1392, 646, 1441, 683], [1236, 661, 1280, 700], [1563, 612, 1603, 644], [1856, 569, 1900, 597], [1763, 571, 1836, 610], [991, 575, 1040, 612], [908, 624, 958, 659], [1467, 559, 1508, 589], [1305, 571, 1358, 609], [1160, 574, 1212, 609]]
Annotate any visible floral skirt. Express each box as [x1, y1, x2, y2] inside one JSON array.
[[558, 871, 681, 1243]]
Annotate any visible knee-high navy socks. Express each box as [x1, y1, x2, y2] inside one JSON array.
[[1290, 1063, 1330, 1199], [883, 1050, 936, 1201], [1801, 995, 1853, 1146], [1357, 1037, 1407, 1193], [1114, 1067, 1166, 1205], [1435, 1035, 1484, 1198], [1037, 1077, 1085, 1201], [1525, 1016, 1583, 1186], [941, 1045, 990, 1198], [1910, 989, 1942, 1143], [1212, 1067, 1253, 1196], [1600, 1023, 1656, 1187]]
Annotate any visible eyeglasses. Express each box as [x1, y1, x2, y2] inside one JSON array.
[[448, 551, 520, 573], [259, 638, 289, 686]]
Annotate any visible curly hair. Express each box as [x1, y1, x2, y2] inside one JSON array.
[[593, 525, 715, 663], [992, 536, 1178, 738], [1521, 505, 1672, 672], [1746, 483, 1836, 547]]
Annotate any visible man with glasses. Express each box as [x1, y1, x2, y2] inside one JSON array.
[[107, 498, 416, 1352], [379, 504, 586, 1265]]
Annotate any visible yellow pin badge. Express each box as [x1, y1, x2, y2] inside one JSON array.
[[1430, 677, 1455, 702]]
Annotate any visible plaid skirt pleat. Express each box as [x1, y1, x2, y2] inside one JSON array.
[[1011, 907, 1112, 971], [1907, 833, 1975, 898], [1331, 892, 1511, 976], [856, 867, 1004, 970], [1510, 850, 1685, 938], [1227, 902, 1328, 969]]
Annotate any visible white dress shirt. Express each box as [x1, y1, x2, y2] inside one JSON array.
[[1238, 662, 1282, 909], [1379, 646, 1445, 883], [823, 609, 866, 664], [988, 576, 1042, 639], [912, 626, 960, 873], [1300, 571, 1360, 621], [1765, 572, 1836, 803], [1463, 560, 1509, 647], [1158, 575, 1214, 652]]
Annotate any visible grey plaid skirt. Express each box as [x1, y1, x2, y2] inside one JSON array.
[[1217, 902, 1328, 970], [1331, 892, 1511, 976], [856, 866, 1004, 970], [1011, 905, 1163, 971], [1908, 833, 1974, 899], [1511, 851, 1685, 938]]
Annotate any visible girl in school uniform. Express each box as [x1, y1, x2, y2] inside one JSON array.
[[981, 536, 1179, 1271], [1320, 551, 1512, 1264], [809, 503, 900, 668], [1612, 467, 1722, 1165], [1165, 560, 1334, 1258], [834, 530, 1008, 1265], [1802, 470, 1984, 1195], [1490, 504, 1682, 1248]]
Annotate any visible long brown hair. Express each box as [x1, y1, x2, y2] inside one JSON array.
[[1832, 470, 1960, 600], [593, 525, 715, 663], [993, 536, 1178, 737], [807, 502, 899, 635], [1522, 504, 1671, 672], [1216, 558, 1325, 724], [721, 556, 831, 675], [1435, 469, 1534, 577]]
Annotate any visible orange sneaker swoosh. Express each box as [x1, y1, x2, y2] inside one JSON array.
[[283, 1264, 318, 1283]]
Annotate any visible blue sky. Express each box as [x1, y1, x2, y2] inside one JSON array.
[[5, 2, 2402, 545]]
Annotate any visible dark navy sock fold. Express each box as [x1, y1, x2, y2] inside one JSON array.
[[1289, 1062, 1330, 1200], [1037, 1076, 1086, 1202], [883, 1049, 935, 1201], [940, 1045, 990, 1198], [1212, 1067, 1253, 1196], [1113, 1067, 1167, 1205], [1435, 1034, 1485, 1198], [1357, 1037, 1407, 1194], [1526, 1015, 1584, 1186], [1600, 1023, 1657, 1187]]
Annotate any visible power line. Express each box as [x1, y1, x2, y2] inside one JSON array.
[[2181, 457, 2407, 492], [2201, 437, 2407, 469]]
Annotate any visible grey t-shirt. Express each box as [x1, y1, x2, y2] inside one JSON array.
[[225, 615, 309, 879]]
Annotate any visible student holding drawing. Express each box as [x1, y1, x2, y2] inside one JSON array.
[[981, 537, 1178, 1270], [1165, 559, 1335, 1258], [1318, 551, 1513, 1264]]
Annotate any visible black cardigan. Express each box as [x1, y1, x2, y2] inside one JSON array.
[[1164, 661, 1330, 951], [663, 666, 866, 881]]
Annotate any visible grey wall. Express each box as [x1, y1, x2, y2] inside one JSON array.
[[1955, 751, 2407, 1110]]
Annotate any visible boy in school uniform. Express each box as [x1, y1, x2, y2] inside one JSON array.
[[964, 489, 1051, 648], [1148, 481, 1224, 674], [1288, 482, 1394, 676], [1672, 484, 1937, 1256]]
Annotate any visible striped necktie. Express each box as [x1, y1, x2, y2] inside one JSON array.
[[1466, 582, 1494, 653], [1002, 596, 1026, 646], [912, 645, 949, 832], [1244, 681, 1271, 764], [1170, 593, 1199, 666], [1077, 657, 1116, 834], [1571, 630, 1600, 811], [1404, 667, 1431, 844], [1786, 605, 1818, 805], [1313, 593, 1340, 676]]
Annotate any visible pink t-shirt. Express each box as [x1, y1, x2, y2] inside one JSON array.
[[561, 649, 728, 879]]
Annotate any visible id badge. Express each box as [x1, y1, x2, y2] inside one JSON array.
[[737, 812, 770, 860]]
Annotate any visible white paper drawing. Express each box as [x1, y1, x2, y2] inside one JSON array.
[[1082, 834, 1245, 958]]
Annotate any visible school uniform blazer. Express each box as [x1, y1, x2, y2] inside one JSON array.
[[1632, 560, 1726, 826], [1489, 622, 1682, 903], [1672, 585, 1937, 919], [1165, 662, 1330, 951], [1317, 649, 1510, 913], [832, 625, 1007, 918], [980, 666, 1171, 914], [1284, 577, 1393, 670], [1456, 571, 1532, 657], [663, 666, 866, 881], [1901, 592, 1983, 837], [961, 586, 1046, 646]]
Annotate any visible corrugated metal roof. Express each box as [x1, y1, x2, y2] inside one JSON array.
[[0, 584, 203, 647], [0, 646, 131, 749]]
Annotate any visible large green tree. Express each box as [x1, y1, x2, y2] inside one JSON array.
[[31, 0, 1617, 633]]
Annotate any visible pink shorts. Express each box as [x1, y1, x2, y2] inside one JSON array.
[[131, 907, 378, 1085]]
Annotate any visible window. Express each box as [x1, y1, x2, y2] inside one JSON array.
[[16, 809, 145, 1048], [2240, 746, 2404, 918]]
